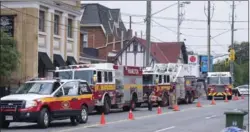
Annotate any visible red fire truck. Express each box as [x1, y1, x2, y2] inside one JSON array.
[[206, 72, 233, 100], [142, 63, 203, 106], [54, 63, 144, 114]]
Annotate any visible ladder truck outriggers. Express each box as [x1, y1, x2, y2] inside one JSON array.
[[54, 63, 144, 114], [143, 63, 204, 106]]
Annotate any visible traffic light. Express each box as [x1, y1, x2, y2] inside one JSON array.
[[229, 48, 235, 61]]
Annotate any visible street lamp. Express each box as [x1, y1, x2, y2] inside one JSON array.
[[177, 1, 191, 42]]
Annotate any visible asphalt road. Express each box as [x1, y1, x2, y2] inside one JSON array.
[[1, 97, 249, 132]]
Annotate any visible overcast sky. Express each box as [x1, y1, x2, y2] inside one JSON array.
[[82, 1, 248, 61]]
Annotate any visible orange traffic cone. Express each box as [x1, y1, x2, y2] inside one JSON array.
[[157, 106, 162, 114], [196, 101, 202, 107], [224, 96, 229, 102], [211, 96, 216, 105], [173, 104, 180, 111], [128, 110, 134, 120], [100, 113, 106, 125]]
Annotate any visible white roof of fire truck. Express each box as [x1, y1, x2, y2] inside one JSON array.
[[55, 63, 116, 71], [207, 72, 231, 77], [143, 63, 200, 82]]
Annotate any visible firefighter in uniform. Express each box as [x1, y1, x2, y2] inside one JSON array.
[[148, 92, 154, 111], [168, 82, 176, 109]]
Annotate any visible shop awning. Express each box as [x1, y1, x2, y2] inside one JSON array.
[[53, 54, 66, 67], [66, 56, 77, 65], [38, 52, 54, 70]]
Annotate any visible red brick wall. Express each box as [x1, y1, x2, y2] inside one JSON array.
[[83, 27, 106, 48]]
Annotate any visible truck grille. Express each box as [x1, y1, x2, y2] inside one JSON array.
[[215, 86, 226, 92], [0, 100, 25, 109]]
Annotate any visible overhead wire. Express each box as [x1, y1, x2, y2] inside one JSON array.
[[121, 12, 248, 23]]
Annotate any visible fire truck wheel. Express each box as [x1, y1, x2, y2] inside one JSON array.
[[70, 116, 79, 126], [184, 94, 189, 104], [37, 108, 50, 128], [207, 96, 212, 100], [79, 105, 88, 124], [104, 96, 111, 114], [188, 94, 194, 104], [0, 121, 10, 128]]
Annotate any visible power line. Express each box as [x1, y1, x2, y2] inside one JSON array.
[[123, 21, 247, 31], [121, 12, 248, 23], [152, 19, 207, 38]]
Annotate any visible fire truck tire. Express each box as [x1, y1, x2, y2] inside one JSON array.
[[70, 116, 79, 126], [37, 108, 50, 128], [184, 94, 189, 104], [188, 94, 194, 104], [95, 106, 103, 114], [0, 121, 10, 128], [207, 96, 212, 100], [78, 105, 88, 124], [224, 95, 232, 100], [103, 96, 111, 114]]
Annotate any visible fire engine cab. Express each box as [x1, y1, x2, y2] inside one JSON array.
[[142, 64, 172, 107], [206, 72, 233, 100], [54, 63, 144, 114], [0, 78, 94, 128]]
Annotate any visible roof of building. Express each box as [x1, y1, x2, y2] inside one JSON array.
[[113, 37, 188, 63], [81, 3, 127, 39]]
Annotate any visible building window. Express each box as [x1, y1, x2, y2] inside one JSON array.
[[54, 14, 59, 35], [67, 18, 73, 38], [39, 10, 45, 32], [83, 33, 88, 47], [133, 44, 138, 52]]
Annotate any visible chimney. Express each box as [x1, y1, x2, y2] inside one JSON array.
[[127, 29, 132, 39], [121, 30, 124, 49]]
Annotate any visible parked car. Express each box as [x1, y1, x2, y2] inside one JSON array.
[[0, 78, 94, 128], [233, 85, 249, 96]]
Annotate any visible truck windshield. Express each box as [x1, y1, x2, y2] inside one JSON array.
[[143, 74, 153, 85], [208, 77, 219, 84], [220, 77, 231, 85], [56, 71, 73, 79], [74, 70, 94, 84], [15, 82, 55, 95]]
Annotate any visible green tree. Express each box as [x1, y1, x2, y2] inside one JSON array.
[[0, 31, 20, 79], [214, 41, 249, 86]]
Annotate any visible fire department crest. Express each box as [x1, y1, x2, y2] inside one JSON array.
[[61, 101, 70, 109]]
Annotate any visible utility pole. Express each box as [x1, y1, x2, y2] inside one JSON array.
[[145, 1, 151, 67], [230, 0, 235, 83], [207, 1, 211, 72], [129, 16, 132, 29], [177, 1, 180, 42]]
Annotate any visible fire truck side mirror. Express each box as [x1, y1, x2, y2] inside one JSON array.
[[155, 79, 159, 84], [93, 75, 97, 84]]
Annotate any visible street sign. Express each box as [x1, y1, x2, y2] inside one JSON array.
[[200, 55, 213, 72], [188, 55, 198, 65]]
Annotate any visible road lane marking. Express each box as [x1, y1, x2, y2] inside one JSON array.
[[58, 100, 244, 132], [154, 126, 176, 132], [205, 115, 217, 119]]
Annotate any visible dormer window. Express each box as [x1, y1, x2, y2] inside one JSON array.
[[133, 44, 138, 52]]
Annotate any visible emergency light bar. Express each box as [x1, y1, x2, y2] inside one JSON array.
[[30, 77, 62, 81]]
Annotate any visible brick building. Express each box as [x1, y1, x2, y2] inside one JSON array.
[[79, 3, 132, 62]]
